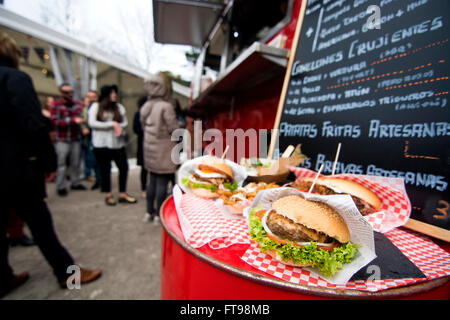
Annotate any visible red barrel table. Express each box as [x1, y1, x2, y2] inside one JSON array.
[[160, 196, 450, 299]]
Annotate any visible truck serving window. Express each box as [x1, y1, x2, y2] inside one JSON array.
[[230, 0, 290, 57], [204, 0, 292, 72]]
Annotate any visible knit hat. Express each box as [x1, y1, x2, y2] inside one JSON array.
[[99, 84, 118, 102]]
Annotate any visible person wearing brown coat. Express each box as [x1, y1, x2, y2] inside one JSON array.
[[140, 74, 180, 223]]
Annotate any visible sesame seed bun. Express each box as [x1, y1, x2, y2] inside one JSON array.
[[271, 195, 351, 243]]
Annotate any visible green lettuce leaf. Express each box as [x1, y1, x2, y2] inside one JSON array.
[[181, 177, 190, 187], [248, 207, 359, 277], [182, 176, 218, 193], [223, 181, 238, 191]]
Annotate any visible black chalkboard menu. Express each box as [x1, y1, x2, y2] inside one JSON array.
[[275, 0, 450, 230]]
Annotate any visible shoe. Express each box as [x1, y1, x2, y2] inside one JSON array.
[[118, 194, 137, 204], [9, 235, 35, 247], [59, 267, 102, 288], [57, 188, 68, 196], [105, 196, 116, 206], [71, 184, 87, 191], [86, 177, 96, 182], [153, 216, 160, 226], [91, 182, 100, 190], [142, 213, 153, 222], [0, 272, 30, 298]]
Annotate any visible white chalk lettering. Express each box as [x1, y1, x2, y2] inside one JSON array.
[[368, 120, 450, 138], [367, 164, 448, 191], [300, 93, 336, 104], [279, 122, 318, 138], [318, 29, 358, 51], [329, 61, 367, 78], [391, 17, 443, 43], [292, 51, 343, 75], [322, 121, 361, 138], [323, 5, 351, 23], [344, 86, 370, 98], [407, 0, 428, 12], [348, 34, 390, 58], [378, 91, 435, 105], [322, 100, 376, 114], [302, 85, 321, 94], [315, 153, 364, 174], [303, 74, 323, 84], [320, 23, 342, 39], [344, 9, 369, 26]]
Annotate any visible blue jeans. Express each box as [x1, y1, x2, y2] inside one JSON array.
[[84, 140, 101, 182]]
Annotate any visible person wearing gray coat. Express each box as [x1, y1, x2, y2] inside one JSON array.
[[140, 74, 180, 223]]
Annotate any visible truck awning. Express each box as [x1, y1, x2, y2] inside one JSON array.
[[153, 0, 225, 47]]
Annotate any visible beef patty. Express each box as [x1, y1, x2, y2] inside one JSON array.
[[266, 211, 329, 243], [292, 181, 377, 216]]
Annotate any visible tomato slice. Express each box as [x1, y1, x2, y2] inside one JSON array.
[[254, 210, 266, 220], [266, 233, 290, 245], [266, 232, 339, 251], [318, 243, 340, 251]]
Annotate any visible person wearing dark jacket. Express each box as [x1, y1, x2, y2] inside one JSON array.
[[133, 96, 148, 198], [0, 32, 101, 298]]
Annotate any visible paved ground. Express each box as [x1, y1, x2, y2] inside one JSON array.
[[2, 168, 162, 300]]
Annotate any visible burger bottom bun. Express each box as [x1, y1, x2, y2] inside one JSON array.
[[191, 187, 218, 199], [265, 249, 312, 268]]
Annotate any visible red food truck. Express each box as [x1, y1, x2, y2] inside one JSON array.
[[153, 0, 450, 299]]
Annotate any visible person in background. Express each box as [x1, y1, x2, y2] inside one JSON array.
[[0, 32, 101, 298], [133, 96, 148, 199], [157, 71, 186, 129], [81, 90, 101, 190], [88, 85, 137, 206], [50, 83, 87, 196], [42, 96, 54, 120], [141, 74, 180, 224], [42, 96, 55, 181]]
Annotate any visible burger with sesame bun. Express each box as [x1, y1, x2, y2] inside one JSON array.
[[291, 177, 381, 216], [181, 157, 238, 199], [249, 195, 359, 277]]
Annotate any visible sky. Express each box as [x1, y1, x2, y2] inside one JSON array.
[[3, 0, 196, 80]]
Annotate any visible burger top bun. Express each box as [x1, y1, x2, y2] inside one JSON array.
[[197, 158, 233, 180], [272, 195, 350, 243], [307, 177, 381, 211], [191, 186, 219, 199]]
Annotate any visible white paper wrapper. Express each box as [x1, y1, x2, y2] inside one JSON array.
[[248, 187, 377, 285], [172, 185, 195, 242], [176, 155, 248, 194]]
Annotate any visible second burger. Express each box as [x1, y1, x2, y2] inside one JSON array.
[[181, 157, 238, 199]]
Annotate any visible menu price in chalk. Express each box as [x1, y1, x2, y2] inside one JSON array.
[[277, 0, 449, 230]]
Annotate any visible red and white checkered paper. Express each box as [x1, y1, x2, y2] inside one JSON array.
[[179, 193, 251, 249], [175, 177, 449, 292], [289, 167, 411, 233], [241, 228, 450, 292]]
